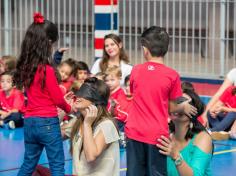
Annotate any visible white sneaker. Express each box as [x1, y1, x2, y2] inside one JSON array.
[[0, 120, 4, 127], [229, 131, 236, 140], [8, 121, 15, 129]]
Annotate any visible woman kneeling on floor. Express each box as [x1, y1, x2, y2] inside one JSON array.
[[157, 90, 213, 176]]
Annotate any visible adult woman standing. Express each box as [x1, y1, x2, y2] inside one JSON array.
[[91, 34, 132, 86]]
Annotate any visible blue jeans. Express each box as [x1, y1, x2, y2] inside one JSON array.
[[208, 111, 236, 131], [17, 117, 64, 176]]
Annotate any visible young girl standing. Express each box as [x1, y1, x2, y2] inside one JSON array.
[[15, 13, 72, 176]]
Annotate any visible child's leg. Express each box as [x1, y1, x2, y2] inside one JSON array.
[[18, 118, 44, 176], [211, 112, 236, 131], [146, 144, 167, 176], [3, 112, 24, 127], [41, 118, 65, 176], [126, 138, 146, 176], [230, 120, 236, 133], [229, 120, 236, 139]]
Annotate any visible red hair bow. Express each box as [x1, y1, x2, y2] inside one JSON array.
[[33, 12, 44, 24]]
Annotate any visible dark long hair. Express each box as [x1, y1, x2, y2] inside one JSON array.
[[169, 90, 206, 140], [14, 20, 58, 89], [100, 34, 129, 72]]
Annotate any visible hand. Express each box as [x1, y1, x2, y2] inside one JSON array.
[[1, 111, 9, 119], [156, 135, 179, 160], [58, 47, 69, 53], [84, 104, 98, 125], [64, 91, 75, 106], [58, 108, 66, 121], [209, 107, 219, 118], [182, 101, 197, 118]]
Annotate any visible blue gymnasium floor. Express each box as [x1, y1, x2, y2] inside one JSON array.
[[1, 127, 236, 176]]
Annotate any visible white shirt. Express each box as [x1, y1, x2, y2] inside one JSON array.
[[90, 58, 133, 86], [227, 68, 236, 85], [72, 119, 120, 176]]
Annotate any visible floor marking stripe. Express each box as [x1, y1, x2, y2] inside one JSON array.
[[214, 148, 236, 155]]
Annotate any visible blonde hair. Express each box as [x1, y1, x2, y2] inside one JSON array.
[[104, 65, 122, 79]]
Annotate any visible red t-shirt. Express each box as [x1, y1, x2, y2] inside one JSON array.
[[24, 65, 71, 118], [107, 87, 131, 122], [0, 88, 25, 112], [60, 76, 75, 95], [219, 86, 236, 108], [125, 62, 182, 145]]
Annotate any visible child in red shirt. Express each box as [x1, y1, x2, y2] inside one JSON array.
[[57, 58, 77, 94], [208, 85, 236, 132], [125, 26, 197, 175], [14, 13, 74, 176], [105, 66, 130, 131], [0, 71, 24, 129], [71, 61, 90, 92], [57, 58, 77, 123]]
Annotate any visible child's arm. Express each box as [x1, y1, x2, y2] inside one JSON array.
[[46, 66, 71, 113], [83, 105, 108, 162], [0, 110, 9, 119], [169, 99, 197, 118], [202, 79, 233, 124], [209, 100, 225, 117], [217, 106, 236, 113], [53, 48, 69, 65], [0, 109, 19, 119]]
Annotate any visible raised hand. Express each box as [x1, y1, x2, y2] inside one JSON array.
[[183, 101, 197, 118], [64, 91, 75, 105], [58, 47, 69, 53]]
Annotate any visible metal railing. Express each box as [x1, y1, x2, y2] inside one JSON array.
[[0, 0, 94, 66], [119, 0, 236, 78]]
